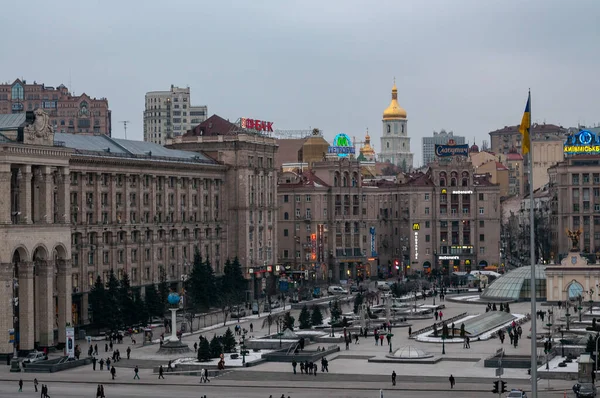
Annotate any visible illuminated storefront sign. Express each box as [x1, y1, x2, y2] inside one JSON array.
[[435, 139, 468, 157], [370, 227, 376, 257], [241, 117, 274, 132], [412, 223, 420, 231], [310, 233, 317, 260], [328, 133, 356, 156], [452, 190, 473, 194], [564, 130, 600, 154], [414, 230, 419, 261], [439, 255, 460, 260]]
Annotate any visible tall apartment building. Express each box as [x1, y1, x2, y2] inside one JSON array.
[[548, 155, 600, 256], [277, 158, 399, 283], [0, 78, 111, 135], [166, 115, 278, 295], [489, 123, 565, 191], [143, 85, 208, 145], [422, 130, 465, 166]]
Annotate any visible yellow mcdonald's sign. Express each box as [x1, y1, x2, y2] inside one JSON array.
[[412, 223, 420, 231]]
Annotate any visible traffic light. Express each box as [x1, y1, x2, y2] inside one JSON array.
[[500, 381, 507, 393], [394, 259, 399, 269], [492, 380, 499, 393]]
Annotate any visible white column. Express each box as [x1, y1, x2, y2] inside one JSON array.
[[18, 261, 35, 350], [167, 308, 178, 342], [56, 259, 72, 345], [37, 262, 54, 347]]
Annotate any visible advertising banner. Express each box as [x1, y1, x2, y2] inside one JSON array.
[[66, 326, 75, 359], [435, 144, 469, 157]]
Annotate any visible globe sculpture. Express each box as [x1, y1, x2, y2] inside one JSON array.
[[157, 291, 191, 355], [168, 292, 180, 306]]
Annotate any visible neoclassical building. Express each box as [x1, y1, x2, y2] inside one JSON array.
[[0, 110, 231, 358]]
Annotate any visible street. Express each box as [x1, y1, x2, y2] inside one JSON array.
[[0, 381, 576, 398]]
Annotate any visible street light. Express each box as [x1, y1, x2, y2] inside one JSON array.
[[558, 326, 565, 358], [241, 330, 247, 365], [180, 273, 189, 332]]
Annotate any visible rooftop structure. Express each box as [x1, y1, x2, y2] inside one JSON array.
[[481, 265, 547, 301]]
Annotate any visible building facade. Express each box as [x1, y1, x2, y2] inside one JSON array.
[[0, 79, 111, 136], [489, 123, 565, 191], [0, 110, 234, 358], [143, 85, 208, 145], [422, 130, 465, 166], [548, 155, 600, 257], [277, 158, 399, 283], [167, 115, 278, 295], [403, 157, 502, 274], [379, 83, 413, 171]]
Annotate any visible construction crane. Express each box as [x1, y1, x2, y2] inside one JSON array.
[[119, 121, 130, 139]]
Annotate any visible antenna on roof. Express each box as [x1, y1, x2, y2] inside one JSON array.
[[119, 121, 130, 139]]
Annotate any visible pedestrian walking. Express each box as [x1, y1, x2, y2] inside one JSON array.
[[110, 366, 116, 380], [18, 379, 23, 392], [203, 368, 210, 382], [392, 370, 397, 386], [466, 336, 471, 348], [435, 312, 439, 321], [408, 326, 412, 336], [250, 323, 253, 333], [300, 361, 304, 374], [43, 384, 48, 398], [194, 342, 198, 352], [99, 358, 104, 371], [158, 365, 165, 379], [449, 374, 455, 389], [168, 360, 173, 372], [292, 360, 297, 374], [104, 343, 108, 352], [126, 346, 131, 360], [133, 365, 140, 379], [34, 378, 38, 392]]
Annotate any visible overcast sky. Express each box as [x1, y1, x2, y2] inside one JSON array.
[[2, 0, 598, 165]]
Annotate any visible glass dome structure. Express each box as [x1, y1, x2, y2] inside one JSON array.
[[481, 265, 546, 301]]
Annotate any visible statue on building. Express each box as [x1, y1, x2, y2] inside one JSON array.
[[24, 108, 54, 145], [566, 228, 582, 252]]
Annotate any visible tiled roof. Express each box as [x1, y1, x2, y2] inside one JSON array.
[[54, 132, 216, 165], [279, 170, 329, 188], [401, 172, 435, 187], [496, 162, 508, 171], [0, 113, 26, 130], [506, 153, 523, 161], [490, 123, 564, 135], [184, 114, 242, 137]]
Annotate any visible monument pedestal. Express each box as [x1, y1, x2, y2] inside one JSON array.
[[156, 307, 191, 355]]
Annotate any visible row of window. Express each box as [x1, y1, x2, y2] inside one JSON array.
[[71, 173, 220, 190], [572, 173, 600, 185]]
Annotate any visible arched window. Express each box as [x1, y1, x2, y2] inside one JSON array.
[[439, 172, 446, 187], [462, 171, 469, 187], [284, 212, 289, 220], [450, 171, 458, 187], [386, 142, 390, 149], [387, 124, 391, 133], [334, 176, 338, 187], [11, 83, 24, 100], [401, 124, 405, 133], [567, 281, 583, 299], [342, 176, 347, 187]]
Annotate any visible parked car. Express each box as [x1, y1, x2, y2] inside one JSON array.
[[506, 389, 527, 398], [230, 307, 246, 318], [328, 286, 348, 295], [251, 301, 259, 314], [22, 351, 48, 364], [574, 383, 597, 397], [376, 281, 391, 291], [270, 300, 280, 309]]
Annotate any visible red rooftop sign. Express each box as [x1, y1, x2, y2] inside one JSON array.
[[241, 117, 273, 132]]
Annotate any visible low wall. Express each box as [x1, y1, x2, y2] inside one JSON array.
[[246, 339, 297, 350], [24, 357, 91, 373], [262, 345, 340, 363], [484, 354, 543, 369]]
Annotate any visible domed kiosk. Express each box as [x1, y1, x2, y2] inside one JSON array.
[[386, 345, 433, 361], [481, 265, 547, 302]]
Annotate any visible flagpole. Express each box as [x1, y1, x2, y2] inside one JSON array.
[[528, 89, 538, 397]]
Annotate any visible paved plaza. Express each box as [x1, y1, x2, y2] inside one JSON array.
[[0, 294, 579, 396]]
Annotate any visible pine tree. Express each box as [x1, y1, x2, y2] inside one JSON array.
[[89, 275, 107, 326], [119, 272, 136, 327], [330, 299, 342, 323], [311, 305, 324, 326], [299, 305, 311, 329], [282, 312, 295, 331], [222, 257, 247, 305], [188, 250, 216, 312], [198, 338, 211, 361], [157, 266, 169, 314], [144, 284, 162, 319], [222, 327, 236, 353], [209, 334, 222, 358], [433, 323, 438, 337], [105, 269, 122, 330], [353, 293, 364, 314], [133, 288, 148, 326]]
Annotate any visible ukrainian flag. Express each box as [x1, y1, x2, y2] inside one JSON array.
[[519, 92, 531, 155]]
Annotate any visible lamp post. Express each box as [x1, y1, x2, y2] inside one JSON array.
[[589, 289, 595, 314], [278, 319, 283, 348], [180, 273, 189, 332], [565, 302, 571, 331], [545, 317, 553, 370], [442, 334, 446, 355], [558, 326, 565, 358], [578, 295, 584, 323], [241, 330, 247, 365]]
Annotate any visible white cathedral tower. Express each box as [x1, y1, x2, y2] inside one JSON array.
[[378, 82, 413, 171]]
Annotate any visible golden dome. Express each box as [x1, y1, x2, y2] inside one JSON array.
[[382, 82, 407, 120], [360, 129, 376, 157]]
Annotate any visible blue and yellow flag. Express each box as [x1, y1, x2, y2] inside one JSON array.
[[519, 92, 531, 155]]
